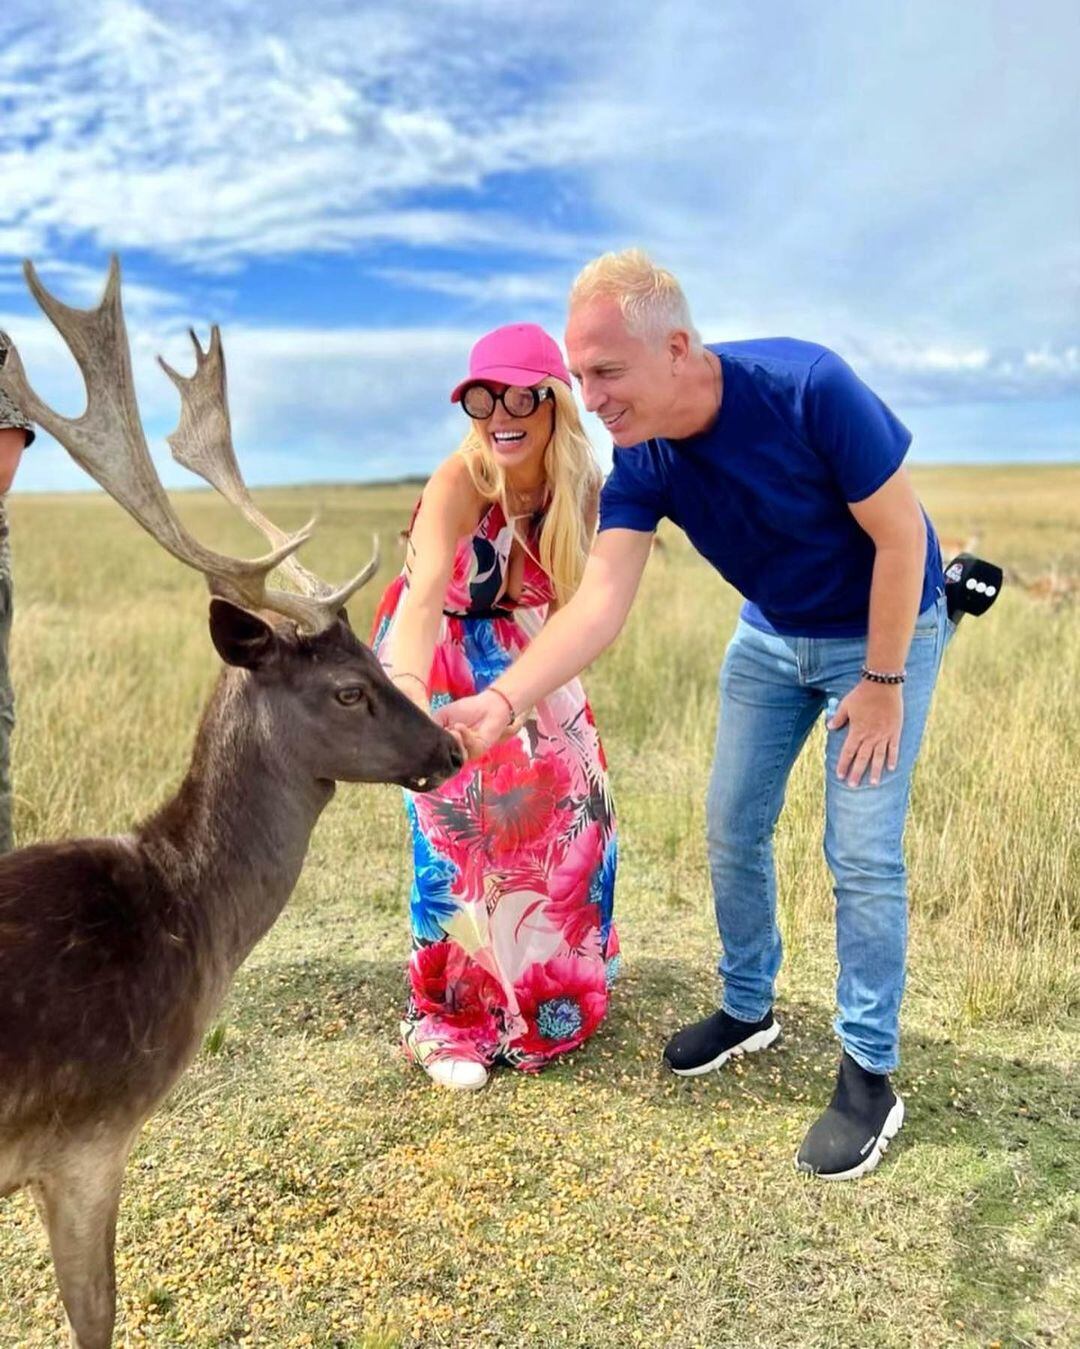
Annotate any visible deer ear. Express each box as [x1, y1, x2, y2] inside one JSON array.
[[208, 598, 277, 669]]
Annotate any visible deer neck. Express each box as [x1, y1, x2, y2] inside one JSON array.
[[140, 670, 334, 978]]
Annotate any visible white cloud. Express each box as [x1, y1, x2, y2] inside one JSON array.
[[842, 335, 1080, 405], [580, 2, 1079, 367], [372, 267, 565, 311], [0, 1, 649, 268], [1023, 347, 1080, 376]]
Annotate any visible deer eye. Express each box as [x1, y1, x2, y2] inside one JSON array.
[[335, 686, 365, 708]]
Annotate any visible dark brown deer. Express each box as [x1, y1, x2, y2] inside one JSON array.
[[0, 259, 464, 1348]]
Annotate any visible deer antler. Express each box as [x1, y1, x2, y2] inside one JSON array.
[[158, 325, 379, 631], [0, 257, 376, 632]]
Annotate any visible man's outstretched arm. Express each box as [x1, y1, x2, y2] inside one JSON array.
[[436, 527, 654, 750]]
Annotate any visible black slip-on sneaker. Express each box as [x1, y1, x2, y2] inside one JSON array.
[[795, 1051, 905, 1181], [663, 1007, 780, 1076]]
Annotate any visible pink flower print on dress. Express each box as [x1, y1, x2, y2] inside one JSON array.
[[514, 955, 608, 1058]]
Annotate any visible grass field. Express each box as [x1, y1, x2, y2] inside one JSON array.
[[0, 465, 1077, 1348]]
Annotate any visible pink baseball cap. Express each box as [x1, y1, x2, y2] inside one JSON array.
[[450, 323, 571, 403]]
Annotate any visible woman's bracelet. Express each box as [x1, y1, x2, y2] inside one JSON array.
[[860, 666, 906, 685], [486, 684, 517, 726], [391, 671, 429, 695]]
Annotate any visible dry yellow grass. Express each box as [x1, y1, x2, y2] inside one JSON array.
[[0, 466, 1076, 1347]]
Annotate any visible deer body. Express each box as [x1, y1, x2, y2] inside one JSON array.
[[2, 668, 326, 1160], [0, 625, 461, 1348], [0, 259, 463, 1346]]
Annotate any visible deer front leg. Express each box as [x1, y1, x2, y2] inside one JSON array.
[[30, 1139, 130, 1349]]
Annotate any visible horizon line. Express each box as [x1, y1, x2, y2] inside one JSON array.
[[9, 459, 1080, 499]]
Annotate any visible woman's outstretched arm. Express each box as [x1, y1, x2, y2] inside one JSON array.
[[435, 526, 653, 748]]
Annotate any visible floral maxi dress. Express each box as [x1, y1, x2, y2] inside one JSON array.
[[370, 499, 619, 1072]]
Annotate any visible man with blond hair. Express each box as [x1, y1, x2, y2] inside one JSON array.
[[441, 248, 952, 1180]]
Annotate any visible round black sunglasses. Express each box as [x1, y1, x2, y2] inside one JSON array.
[[460, 383, 554, 420]]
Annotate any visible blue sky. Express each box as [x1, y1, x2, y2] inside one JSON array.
[[1, 0, 1077, 491]]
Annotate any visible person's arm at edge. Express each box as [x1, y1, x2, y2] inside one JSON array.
[[435, 526, 654, 748], [0, 428, 28, 494]]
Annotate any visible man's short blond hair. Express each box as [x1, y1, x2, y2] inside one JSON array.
[[569, 248, 701, 349]]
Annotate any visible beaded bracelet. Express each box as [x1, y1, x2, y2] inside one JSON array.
[[486, 685, 517, 726], [860, 666, 906, 685]]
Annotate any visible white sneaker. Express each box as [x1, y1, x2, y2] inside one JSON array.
[[422, 1057, 489, 1091]]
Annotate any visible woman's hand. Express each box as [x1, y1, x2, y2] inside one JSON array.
[[434, 690, 512, 759], [829, 681, 904, 787], [445, 722, 493, 761]]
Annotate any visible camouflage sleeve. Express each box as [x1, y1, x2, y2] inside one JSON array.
[[0, 379, 35, 448]]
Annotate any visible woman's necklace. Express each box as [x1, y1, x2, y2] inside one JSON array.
[[506, 479, 548, 519]]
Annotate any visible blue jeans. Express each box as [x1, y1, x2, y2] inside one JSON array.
[[705, 594, 952, 1074]]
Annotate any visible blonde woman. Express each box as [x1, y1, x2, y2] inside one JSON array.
[[370, 323, 619, 1090]]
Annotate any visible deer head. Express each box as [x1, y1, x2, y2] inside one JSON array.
[[208, 596, 454, 790], [0, 257, 462, 793]]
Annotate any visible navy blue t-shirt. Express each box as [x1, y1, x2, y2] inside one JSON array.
[[598, 339, 943, 637]]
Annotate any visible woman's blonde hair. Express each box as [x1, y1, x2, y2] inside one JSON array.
[[570, 247, 701, 350], [456, 379, 600, 607]]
